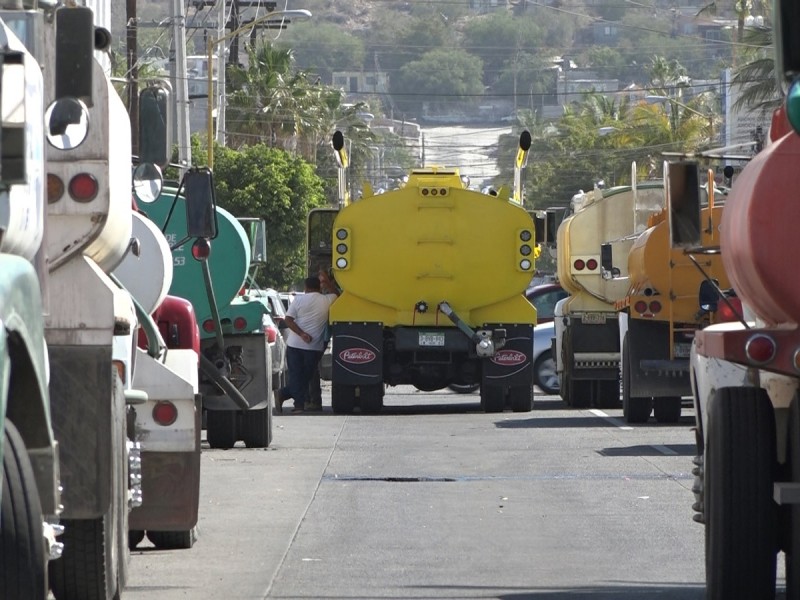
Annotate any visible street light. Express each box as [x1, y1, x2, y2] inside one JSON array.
[[645, 95, 715, 146], [206, 9, 312, 168]]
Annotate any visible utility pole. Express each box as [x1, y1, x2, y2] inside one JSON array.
[[127, 0, 139, 156], [171, 0, 192, 172]]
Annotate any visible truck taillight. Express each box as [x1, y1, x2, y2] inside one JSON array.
[[202, 320, 215, 333], [574, 259, 585, 271], [192, 239, 211, 261], [233, 317, 247, 331], [47, 174, 65, 203], [264, 325, 278, 343], [649, 300, 662, 314], [69, 173, 99, 202], [634, 300, 648, 314], [745, 334, 776, 365], [717, 298, 743, 323], [152, 401, 178, 426], [586, 258, 598, 270]]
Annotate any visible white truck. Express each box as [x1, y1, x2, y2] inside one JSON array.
[[0, 15, 63, 599], [554, 169, 664, 409]]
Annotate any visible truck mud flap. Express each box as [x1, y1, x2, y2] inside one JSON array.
[[628, 320, 691, 398], [331, 322, 383, 386], [200, 334, 271, 411], [129, 449, 200, 531], [568, 318, 620, 380], [482, 324, 534, 386]]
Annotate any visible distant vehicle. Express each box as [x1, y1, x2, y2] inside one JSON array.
[[260, 311, 287, 392], [525, 283, 568, 325], [533, 322, 559, 394]]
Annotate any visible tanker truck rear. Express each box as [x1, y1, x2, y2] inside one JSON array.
[[554, 168, 664, 409], [141, 185, 273, 450], [326, 133, 538, 414], [617, 162, 730, 424], [687, 6, 800, 593]]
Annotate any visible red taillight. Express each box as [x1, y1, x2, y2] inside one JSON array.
[[264, 326, 278, 343], [634, 300, 648, 314], [745, 334, 776, 365], [152, 401, 178, 426], [574, 259, 585, 271], [233, 317, 247, 331], [202, 320, 215, 333], [69, 173, 99, 202], [717, 298, 743, 323], [586, 258, 598, 270], [649, 300, 662, 314], [192, 238, 211, 261]]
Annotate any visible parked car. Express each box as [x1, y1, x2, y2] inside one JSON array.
[[525, 282, 568, 324], [279, 291, 302, 312], [533, 321, 559, 394], [260, 311, 287, 392]]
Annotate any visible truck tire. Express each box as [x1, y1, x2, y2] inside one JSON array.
[[358, 385, 383, 414], [594, 380, 620, 409], [622, 336, 652, 423], [206, 410, 237, 449], [331, 384, 356, 414], [240, 407, 271, 448], [146, 528, 197, 550], [480, 385, 505, 413], [705, 387, 776, 600], [566, 379, 591, 409], [653, 396, 681, 423], [448, 383, 480, 394], [1, 420, 47, 600], [785, 394, 800, 598], [509, 385, 534, 412]]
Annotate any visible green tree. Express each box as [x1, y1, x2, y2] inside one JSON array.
[[392, 48, 484, 115], [211, 143, 327, 288], [279, 23, 365, 84]]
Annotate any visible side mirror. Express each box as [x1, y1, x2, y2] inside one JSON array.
[[132, 162, 163, 204], [238, 218, 267, 264], [182, 168, 217, 239], [139, 84, 172, 169], [698, 279, 720, 313], [55, 7, 94, 104], [45, 98, 89, 150]]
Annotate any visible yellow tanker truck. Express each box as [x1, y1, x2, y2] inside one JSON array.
[[554, 166, 664, 409], [617, 162, 730, 423], [311, 132, 539, 414]]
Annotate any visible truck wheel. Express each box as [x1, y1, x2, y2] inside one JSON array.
[[653, 396, 682, 423], [240, 407, 271, 448], [448, 383, 480, 394], [331, 384, 356, 414], [622, 336, 652, 423], [705, 387, 776, 599], [146, 528, 197, 550], [567, 380, 591, 409], [1, 420, 47, 600], [358, 385, 384, 414], [509, 385, 534, 412], [480, 385, 505, 413], [206, 410, 237, 449], [533, 350, 559, 395], [594, 380, 620, 409], [785, 394, 800, 597]]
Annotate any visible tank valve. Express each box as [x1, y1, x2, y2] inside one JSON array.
[[438, 301, 506, 356], [415, 301, 428, 313]]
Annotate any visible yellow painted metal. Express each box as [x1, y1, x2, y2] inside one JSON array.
[[329, 169, 537, 327]]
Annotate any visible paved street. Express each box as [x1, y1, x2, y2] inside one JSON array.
[[121, 384, 752, 599]]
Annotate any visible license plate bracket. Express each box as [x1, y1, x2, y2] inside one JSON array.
[[581, 313, 607, 325], [419, 332, 446, 347]]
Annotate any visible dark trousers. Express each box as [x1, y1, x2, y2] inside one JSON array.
[[280, 346, 323, 410]]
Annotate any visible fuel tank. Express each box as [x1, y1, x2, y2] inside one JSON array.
[[330, 170, 536, 327], [721, 128, 800, 326]]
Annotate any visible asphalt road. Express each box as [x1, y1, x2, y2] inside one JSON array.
[[122, 385, 759, 599], [422, 125, 511, 190]]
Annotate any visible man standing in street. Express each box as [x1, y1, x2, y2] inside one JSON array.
[[276, 272, 338, 413]]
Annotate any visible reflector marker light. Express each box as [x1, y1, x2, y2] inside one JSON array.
[[745, 334, 777, 365], [47, 174, 65, 203], [152, 401, 178, 426]]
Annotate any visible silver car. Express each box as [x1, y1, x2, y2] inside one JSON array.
[[533, 322, 559, 395]]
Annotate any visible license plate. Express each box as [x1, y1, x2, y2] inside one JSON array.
[[673, 343, 692, 358], [581, 313, 607, 325], [419, 332, 445, 347]]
